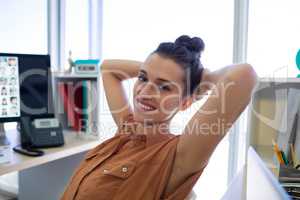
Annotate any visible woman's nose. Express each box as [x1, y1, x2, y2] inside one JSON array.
[[139, 82, 160, 97]]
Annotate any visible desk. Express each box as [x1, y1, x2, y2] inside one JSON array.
[[0, 129, 104, 200]]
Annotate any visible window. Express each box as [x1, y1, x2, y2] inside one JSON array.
[[0, 0, 48, 195], [103, 0, 233, 198], [248, 0, 300, 77], [0, 0, 48, 129], [64, 0, 90, 69], [0, 0, 48, 54]]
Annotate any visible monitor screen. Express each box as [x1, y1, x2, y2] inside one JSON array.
[[0, 56, 21, 122], [0, 53, 54, 122]]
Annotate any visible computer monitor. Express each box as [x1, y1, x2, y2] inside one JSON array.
[[0, 53, 54, 144], [17, 54, 54, 119]]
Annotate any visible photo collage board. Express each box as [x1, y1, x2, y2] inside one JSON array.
[[0, 56, 20, 118]]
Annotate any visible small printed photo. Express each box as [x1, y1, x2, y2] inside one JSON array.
[[8, 57, 17, 67], [9, 87, 17, 96], [1, 87, 7, 95], [10, 106, 18, 116], [10, 96, 18, 105], [2, 98, 7, 106], [0, 57, 7, 62], [0, 67, 5, 75], [9, 77, 16, 85], [1, 108, 7, 116], [0, 57, 7, 68], [10, 67, 16, 75], [0, 78, 8, 86]]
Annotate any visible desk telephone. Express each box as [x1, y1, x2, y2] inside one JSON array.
[[13, 116, 65, 156]]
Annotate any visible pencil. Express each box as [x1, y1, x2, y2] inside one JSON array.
[[272, 140, 285, 165], [290, 144, 297, 167]]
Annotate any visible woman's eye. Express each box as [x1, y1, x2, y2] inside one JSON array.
[[159, 84, 171, 91], [138, 74, 147, 82]]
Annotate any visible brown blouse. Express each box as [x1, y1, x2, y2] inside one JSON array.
[[61, 115, 204, 200]]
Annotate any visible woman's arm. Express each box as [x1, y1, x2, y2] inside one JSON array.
[[164, 63, 257, 196], [194, 65, 237, 99], [101, 59, 141, 129]]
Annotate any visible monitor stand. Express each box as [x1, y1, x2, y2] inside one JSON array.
[[0, 123, 10, 146]]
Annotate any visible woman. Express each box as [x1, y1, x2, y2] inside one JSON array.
[[61, 35, 257, 200]]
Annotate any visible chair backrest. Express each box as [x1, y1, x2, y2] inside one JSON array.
[[185, 190, 197, 200], [220, 164, 246, 200]]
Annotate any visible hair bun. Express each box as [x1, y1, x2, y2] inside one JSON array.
[[175, 35, 205, 54]]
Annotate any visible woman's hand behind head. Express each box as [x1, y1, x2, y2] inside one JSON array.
[[193, 68, 213, 101]]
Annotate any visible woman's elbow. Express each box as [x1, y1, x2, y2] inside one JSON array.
[[228, 63, 258, 91], [100, 59, 110, 71], [241, 63, 258, 89]]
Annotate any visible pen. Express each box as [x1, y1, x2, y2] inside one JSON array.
[[280, 151, 289, 166]]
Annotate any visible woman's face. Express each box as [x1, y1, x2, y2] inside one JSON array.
[[133, 53, 192, 124]]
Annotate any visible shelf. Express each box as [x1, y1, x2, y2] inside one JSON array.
[[53, 72, 99, 79], [54, 75, 101, 138], [247, 78, 300, 178], [259, 77, 300, 83]]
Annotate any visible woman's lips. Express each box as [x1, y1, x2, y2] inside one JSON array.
[[135, 99, 157, 112]]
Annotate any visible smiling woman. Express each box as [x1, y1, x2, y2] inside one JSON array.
[[102, 1, 234, 198], [61, 35, 257, 200]]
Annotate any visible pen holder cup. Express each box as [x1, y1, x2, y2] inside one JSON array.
[[279, 164, 300, 183]]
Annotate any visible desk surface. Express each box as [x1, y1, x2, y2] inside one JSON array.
[[0, 130, 103, 176]]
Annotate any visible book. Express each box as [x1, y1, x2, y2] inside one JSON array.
[[82, 80, 89, 132], [88, 81, 99, 137], [73, 82, 83, 131], [58, 82, 75, 129]]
